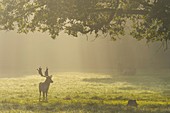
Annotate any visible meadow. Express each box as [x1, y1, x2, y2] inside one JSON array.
[[0, 71, 170, 113]]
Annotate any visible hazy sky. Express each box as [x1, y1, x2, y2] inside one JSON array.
[[0, 31, 170, 76]]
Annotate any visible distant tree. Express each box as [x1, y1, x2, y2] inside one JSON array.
[[0, 0, 170, 45]]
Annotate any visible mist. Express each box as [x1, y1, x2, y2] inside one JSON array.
[[0, 31, 170, 77]]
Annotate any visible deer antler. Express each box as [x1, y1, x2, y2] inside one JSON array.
[[37, 67, 46, 77], [44, 67, 49, 77]]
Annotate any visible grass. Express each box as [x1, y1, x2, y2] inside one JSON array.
[[0, 71, 170, 113]]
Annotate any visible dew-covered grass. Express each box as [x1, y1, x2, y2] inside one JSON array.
[[0, 72, 170, 113]]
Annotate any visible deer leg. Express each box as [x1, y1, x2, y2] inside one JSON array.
[[45, 92, 48, 102], [43, 92, 45, 101], [39, 91, 41, 101]]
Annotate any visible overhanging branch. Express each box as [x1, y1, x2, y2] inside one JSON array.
[[90, 8, 149, 15]]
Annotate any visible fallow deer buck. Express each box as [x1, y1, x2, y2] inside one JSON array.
[[37, 67, 53, 102]]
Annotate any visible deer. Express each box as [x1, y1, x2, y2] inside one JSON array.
[[37, 67, 53, 102]]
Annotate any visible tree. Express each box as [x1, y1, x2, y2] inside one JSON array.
[[0, 0, 170, 45]]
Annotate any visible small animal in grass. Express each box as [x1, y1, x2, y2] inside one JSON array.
[[37, 67, 53, 102], [127, 100, 138, 107]]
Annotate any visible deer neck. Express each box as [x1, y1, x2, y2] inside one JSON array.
[[44, 79, 51, 85]]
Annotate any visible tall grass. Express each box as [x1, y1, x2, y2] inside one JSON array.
[[0, 72, 170, 113]]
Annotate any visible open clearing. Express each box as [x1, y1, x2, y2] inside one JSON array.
[[0, 72, 170, 113]]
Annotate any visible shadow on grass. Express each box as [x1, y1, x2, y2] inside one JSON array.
[[82, 74, 170, 87], [82, 76, 150, 87], [83, 77, 116, 84], [0, 100, 170, 113]]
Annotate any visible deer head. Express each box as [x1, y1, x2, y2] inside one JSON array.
[[45, 75, 53, 83], [37, 67, 53, 83]]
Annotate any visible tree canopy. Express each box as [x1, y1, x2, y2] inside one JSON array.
[[0, 0, 170, 44]]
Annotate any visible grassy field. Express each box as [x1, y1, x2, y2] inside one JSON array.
[[0, 71, 170, 113]]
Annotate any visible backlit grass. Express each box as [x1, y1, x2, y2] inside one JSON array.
[[0, 72, 170, 113]]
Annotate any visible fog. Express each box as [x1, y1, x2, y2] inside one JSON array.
[[0, 31, 170, 77]]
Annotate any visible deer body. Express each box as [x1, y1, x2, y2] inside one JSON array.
[[37, 67, 53, 102]]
